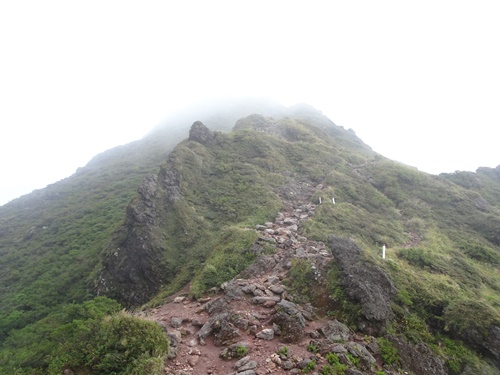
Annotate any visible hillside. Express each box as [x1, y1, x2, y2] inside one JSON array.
[[0, 98, 284, 342], [0, 103, 499, 374]]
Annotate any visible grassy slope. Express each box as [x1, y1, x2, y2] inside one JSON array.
[[0, 103, 499, 373], [100, 110, 377, 305], [0, 98, 286, 342], [301, 159, 500, 372], [0, 134, 181, 341], [144, 112, 499, 371]]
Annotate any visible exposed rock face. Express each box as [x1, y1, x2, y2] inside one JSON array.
[[388, 335, 448, 375], [328, 235, 397, 334], [456, 324, 500, 364], [96, 174, 167, 305], [188, 121, 214, 144], [96, 146, 193, 306]]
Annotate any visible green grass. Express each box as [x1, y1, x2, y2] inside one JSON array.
[[1, 105, 499, 372], [0, 297, 169, 375]]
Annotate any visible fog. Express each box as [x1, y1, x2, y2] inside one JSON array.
[[1, 1, 499, 206]]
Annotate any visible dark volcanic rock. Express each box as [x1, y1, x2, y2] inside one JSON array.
[[320, 320, 351, 342], [220, 341, 250, 360], [272, 300, 306, 343], [189, 121, 214, 144], [388, 335, 448, 375], [328, 235, 397, 333], [456, 324, 500, 364]]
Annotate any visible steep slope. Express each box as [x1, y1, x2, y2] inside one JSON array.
[[0, 137, 169, 340], [98, 109, 499, 372], [96, 110, 376, 305], [1, 102, 499, 374], [0, 98, 287, 344]]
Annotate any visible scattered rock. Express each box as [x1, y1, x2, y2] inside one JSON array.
[[238, 360, 258, 372], [170, 316, 184, 329], [187, 355, 199, 367], [283, 360, 294, 370], [220, 342, 250, 360], [256, 328, 274, 340], [320, 320, 351, 342], [269, 284, 285, 294]]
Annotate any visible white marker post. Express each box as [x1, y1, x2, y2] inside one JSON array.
[[319, 197, 322, 204], [382, 244, 386, 259], [332, 197, 336, 204]]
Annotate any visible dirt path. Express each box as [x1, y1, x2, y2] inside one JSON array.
[[142, 182, 380, 375]]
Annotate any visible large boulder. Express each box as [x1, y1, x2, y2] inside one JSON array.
[[272, 300, 306, 343], [197, 312, 241, 346], [320, 319, 351, 342], [328, 235, 397, 333]]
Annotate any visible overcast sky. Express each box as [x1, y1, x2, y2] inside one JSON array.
[[1, 1, 499, 206]]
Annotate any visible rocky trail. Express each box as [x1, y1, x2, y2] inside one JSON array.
[[143, 182, 396, 375]]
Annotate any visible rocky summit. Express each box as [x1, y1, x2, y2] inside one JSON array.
[[0, 102, 499, 374]]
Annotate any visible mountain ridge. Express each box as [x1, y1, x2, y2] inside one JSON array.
[[1, 103, 499, 374]]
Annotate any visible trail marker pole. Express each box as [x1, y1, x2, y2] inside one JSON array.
[[319, 197, 322, 204], [332, 197, 335, 204], [382, 244, 386, 259]]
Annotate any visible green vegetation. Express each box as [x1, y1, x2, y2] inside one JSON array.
[[0, 131, 182, 343], [307, 343, 319, 354], [0, 297, 169, 374], [377, 337, 400, 366], [277, 345, 290, 358], [189, 227, 260, 298], [235, 344, 249, 358], [320, 353, 348, 374], [286, 258, 317, 302], [346, 353, 360, 367], [1, 104, 499, 371], [302, 359, 316, 373], [325, 264, 362, 326]]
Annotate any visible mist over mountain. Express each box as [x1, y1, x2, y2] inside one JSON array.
[[0, 101, 499, 374]]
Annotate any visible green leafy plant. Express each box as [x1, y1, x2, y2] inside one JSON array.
[[377, 338, 400, 366], [347, 353, 360, 367], [324, 353, 348, 374], [307, 343, 319, 354], [277, 345, 290, 358], [302, 359, 316, 373], [319, 364, 335, 375], [235, 345, 248, 358]]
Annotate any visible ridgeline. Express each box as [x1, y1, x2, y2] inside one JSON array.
[[0, 103, 499, 374]]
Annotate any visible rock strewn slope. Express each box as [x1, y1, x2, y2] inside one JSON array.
[[144, 184, 446, 375]]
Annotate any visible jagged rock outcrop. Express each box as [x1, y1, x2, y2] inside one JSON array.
[[328, 235, 397, 334], [96, 174, 167, 305], [188, 121, 215, 144]]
